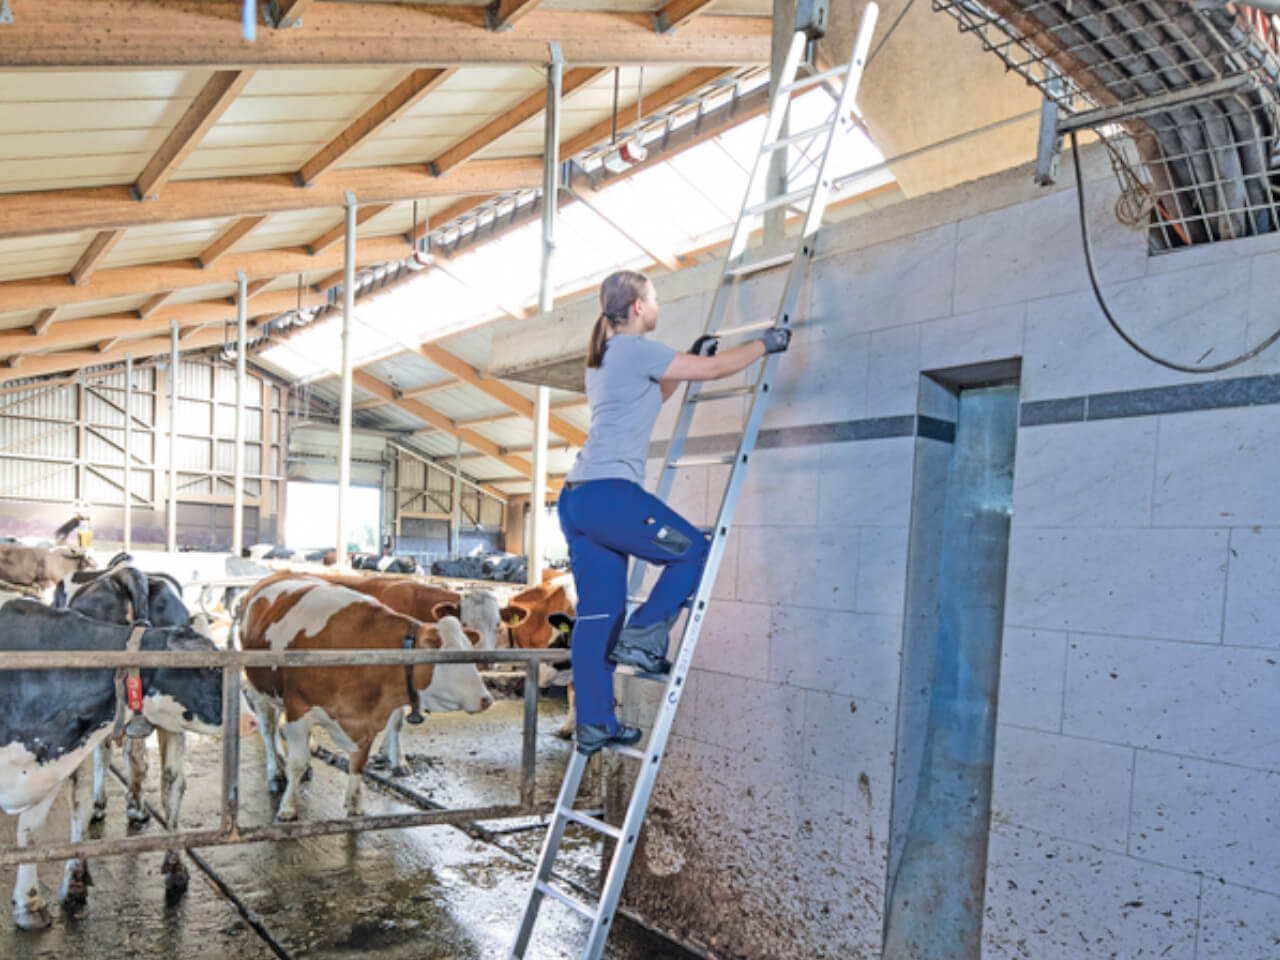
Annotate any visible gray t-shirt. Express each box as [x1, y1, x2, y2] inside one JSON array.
[[566, 334, 677, 485]]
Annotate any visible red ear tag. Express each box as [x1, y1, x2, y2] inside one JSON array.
[[127, 676, 144, 712]]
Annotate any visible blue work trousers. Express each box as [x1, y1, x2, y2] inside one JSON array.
[[558, 478, 708, 730]]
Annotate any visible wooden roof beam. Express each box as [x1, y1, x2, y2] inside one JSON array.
[[136, 291, 173, 319], [653, 0, 719, 34], [0, 4, 770, 69], [297, 69, 454, 186], [485, 0, 544, 31], [134, 71, 255, 201], [352, 369, 533, 478], [1, 235, 413, 313], [268, 0, 316, 28], [197, 215, 269, 269], [418, 344, 586, 446], [69, 230, 125, 286], [31, 308, 58, 337], [0, 158, 537, 242], [429, 67, 607, 177]]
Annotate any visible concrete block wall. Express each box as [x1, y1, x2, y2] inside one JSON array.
[[497, 143, 1280, 959]]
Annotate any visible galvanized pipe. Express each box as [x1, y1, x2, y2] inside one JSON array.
[[232, 271, 247, 556], [167, 319, 178, 553], [0, 647, 568, 669], [219, 664, 241, 834], [529, 42, 562, 587], [122, 352, 133, 553], [337, 191, 357, 566], [388, 440, 505, 502], [520, 659, 540, 808], [451, 435, 462, 554]]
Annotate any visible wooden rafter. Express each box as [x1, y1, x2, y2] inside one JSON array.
[[136, 291, 173, 319], [564, 180, 683, 271], [1, 4, 770, 69], [417, 344, 586, 446], [485, 0, 544, 30], [0, 158, 538, 242], [653, 0, 720, 34], [1, 236, 412, 313], [31, 308, 58, 337], [456, 397, 585, 426], [352, 370, 534, 478], [197, 215, 269, 269], [356, 377, 459, 410], [297, 68, 455, 186], [429, 67, 608, 177], [134, 71, 255, 200], [69, 230, 125, 286], [307, 206, 389, 255], [245, 278, 274, 298]]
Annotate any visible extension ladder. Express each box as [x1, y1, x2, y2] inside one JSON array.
[[508, 7, 879, 958]]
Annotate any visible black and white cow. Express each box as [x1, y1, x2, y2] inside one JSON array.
[[58, 564, 210, 898], [0, 600, 222, 929]]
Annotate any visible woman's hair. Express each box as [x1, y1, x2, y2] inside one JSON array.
[[587, 270, 651, 368]]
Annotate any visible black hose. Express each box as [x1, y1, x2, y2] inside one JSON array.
[[1070, 129, 1280, 373]]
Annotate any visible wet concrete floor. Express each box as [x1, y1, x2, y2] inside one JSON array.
[[0, 690, 699, 960]]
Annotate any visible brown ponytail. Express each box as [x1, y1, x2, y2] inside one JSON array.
[[586, 270, 652, 369]]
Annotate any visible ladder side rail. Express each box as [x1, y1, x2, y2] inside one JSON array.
[[800, 6, 878, 241], [725, 30, 811, 262], [508, 750, 592, 959]]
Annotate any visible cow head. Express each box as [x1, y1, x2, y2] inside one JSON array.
[[141, 625, 224, 735], [417, 617, 492, 714], [68, 565, 151, 625], [547, 612, 575, 650], [146, 573, 191, 628]]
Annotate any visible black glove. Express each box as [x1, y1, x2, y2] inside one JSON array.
[[761, 327, 791, 354], [689, 334, 720, 357]]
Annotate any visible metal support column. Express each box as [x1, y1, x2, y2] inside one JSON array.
[[336, 192, 357, 566], [528, 42, 562, 588], [451, 436, 462, 555], [123, 353, 133, 552], [167, 320, 179, 553], [765, 0, 798, 243], [232, 272, 247, 556]]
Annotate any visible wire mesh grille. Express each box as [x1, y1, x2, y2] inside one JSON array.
[[933, 1, 1280, 251]]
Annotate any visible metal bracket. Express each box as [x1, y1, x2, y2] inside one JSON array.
[[484, 0, 514, 32], [652, 10, 673, 34], [796, 0, 828, 40], [263, 1, 302, 28], [1034, 82, 1063, 187], [0, 2, 12, 25]]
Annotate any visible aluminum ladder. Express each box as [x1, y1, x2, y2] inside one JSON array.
[[508, 8, 878, 959]]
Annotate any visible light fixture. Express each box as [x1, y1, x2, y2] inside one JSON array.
[[602, 139, 647, 175]]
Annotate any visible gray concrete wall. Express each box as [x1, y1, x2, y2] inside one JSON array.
[[498, 144, 1280, 959]]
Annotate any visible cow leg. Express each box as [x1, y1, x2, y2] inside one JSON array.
[[557, 683, 577, 740], [156, 729, 189, 900], [344, 743, 373, 817], [12, 787, 59, 930], [123, 735, 150, 824], [60, 765, 95, 918], [276, 717, 313, 822], [245, 687, 286, 793], [377, 709, 408, 775], [91, 741, 110, 822]]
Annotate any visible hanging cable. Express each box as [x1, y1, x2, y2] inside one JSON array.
[[1070, 130, 1280, 374], [611, 68, 620, 145], [867, 0, 916, 67]]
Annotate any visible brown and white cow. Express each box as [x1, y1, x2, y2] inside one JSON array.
[[238, 576, 493, 821], [504, 580, 579, 738], [288, 572, 528, 771]]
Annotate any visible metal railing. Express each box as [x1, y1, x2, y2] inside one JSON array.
[[0, 644, 570, 868]]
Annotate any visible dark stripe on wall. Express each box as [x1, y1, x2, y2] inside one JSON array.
[[1020, 372, 1280, 426], [647, 415, 917, 459], [917, 415, 957, 444]]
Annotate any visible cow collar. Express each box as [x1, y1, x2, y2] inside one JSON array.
[[111, 623, 156, 743], [403, 634, 425, 726]]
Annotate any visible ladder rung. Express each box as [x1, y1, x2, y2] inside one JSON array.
[[609, 743, 646, 760], [688, 384, 756, 403], [744, 186, 816, 218], [780, 63, 850, 95], [708, 319, 777, 338], [560, 808, 623, 840], [723, 252, 795, 279], [761, 122, 837, 153], [671, 454, 735, 468], [534, 880, 596, 919]]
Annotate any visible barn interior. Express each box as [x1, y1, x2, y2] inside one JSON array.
[[2, 1, 1280, 959]]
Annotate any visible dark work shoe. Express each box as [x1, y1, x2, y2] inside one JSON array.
[[576, 723, 643, 756], [609, 611, 679, 674], [608, 646, 672, 674]]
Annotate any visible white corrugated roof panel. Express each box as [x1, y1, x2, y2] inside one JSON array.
[[0, 230, 97, 282]]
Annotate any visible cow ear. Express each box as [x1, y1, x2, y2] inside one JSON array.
[[500, 605, 528, 627], [548, 612, 575, 636], [432, 601, 461, 621]]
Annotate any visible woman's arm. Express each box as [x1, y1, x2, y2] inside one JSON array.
[[660, 379, 681, 401], [660, 340, 767, 383]]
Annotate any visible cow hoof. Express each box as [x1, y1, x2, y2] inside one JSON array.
[[14, 902, 52, 931], [556, 727, 573, 740], [90, 803, 106, 824], [162, 855, 189, 904], [275, 809, 298, 823], [126, 806, 150, 825]]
